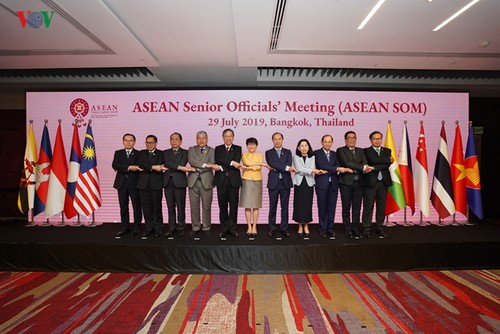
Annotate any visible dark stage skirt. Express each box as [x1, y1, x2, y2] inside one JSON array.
[[292, 178, 314, 223]]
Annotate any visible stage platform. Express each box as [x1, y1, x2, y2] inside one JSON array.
[[0, 220, 498, 274]]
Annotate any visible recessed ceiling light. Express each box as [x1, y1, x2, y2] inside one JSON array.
[[357, 0, 386, 30], [433, 0, 480, 32], [479, 41, 491, 48]]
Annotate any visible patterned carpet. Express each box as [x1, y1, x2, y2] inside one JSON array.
[[0, 270, 498, 333]]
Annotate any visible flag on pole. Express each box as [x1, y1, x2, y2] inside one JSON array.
[[64, 122, 82, 219], [17, 122, 38, 214], [74, 122, 101, 216], [414, 122, 430, 217], [384, 122, 406, 215], [431, 122, 455, 219], [451, 122, 466, 215], [33, 123, 52, 217], [45, 121, 68, 217], [398, 123, 416, 215], [465, 126, 484, 219]]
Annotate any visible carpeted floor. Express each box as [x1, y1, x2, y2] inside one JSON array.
[[0, 270, 498, 333]]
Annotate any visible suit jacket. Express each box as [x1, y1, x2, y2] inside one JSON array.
[[265, 147, 293, 189], [336, 146, 367, 186], [112, 148, 140, 190], [136, 149, 164, 191], [213, 144, 242, 187], [187, 145, 215, 190], [314, 149, 340, 190], [292, 155, 316, 187], [363, 146, 393, 187], [162, 148, 188, 188], [241, 152, 263, 181]]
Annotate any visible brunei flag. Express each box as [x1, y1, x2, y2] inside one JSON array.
[[17, 122, 38, 214]]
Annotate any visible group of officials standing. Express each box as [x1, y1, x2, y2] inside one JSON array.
[[112, 129, 393, 240]]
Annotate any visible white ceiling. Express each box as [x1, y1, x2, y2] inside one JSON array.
[[1, 0, 500, 94]]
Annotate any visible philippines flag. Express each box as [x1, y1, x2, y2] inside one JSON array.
[[431, 122, 455, 219], [33, 123, 52, 217], [414, 122, 430, 217], [465, 126, 484, 219], [45, 121, 68, 217], [451, 122, 467, 215], [398, 123, 416, 215], [74, 122, 101, 216], [17, 122, 38, 214], [64, 122, 82, 219]]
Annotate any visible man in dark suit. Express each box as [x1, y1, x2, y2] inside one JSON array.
[[213, 129, 242, 238], [314, 134, 345, 238], [112, 133, 143, 238], [362, 131, 393, 239], [337, 131, 371, 239], [265, 132, 296, 238], [163, 132, 194, 238], [137, 135, 164, 239]]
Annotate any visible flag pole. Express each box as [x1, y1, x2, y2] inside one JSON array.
[[418, 210, 430, 226], [402, 206, 413, 226], [88, 212, 96, 227]]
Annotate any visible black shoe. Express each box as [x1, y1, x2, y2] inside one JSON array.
[[204, 230, 211, 236], [298, 232, 303, 237], [230, 231, 239, 238], [131, 230, 140, 237], [177, 230, 185, 237], [376, 230, 387, 239], [218, 232, 225, 239], [268, 230, 276, 237], [363, 230, 371, 238], [189, 230, 199, 236], [154, 231, 162, 237], [351, 231, 361, 239], [165, 229, 175, 237], [142, 231, 154, 239], [115, 229, 130, 238], [328, 231, 336, 238], [320, 232, 328, 238], [281, 230, 290, 238]]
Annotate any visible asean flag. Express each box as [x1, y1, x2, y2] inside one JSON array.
[[465, 126, 484, 219]]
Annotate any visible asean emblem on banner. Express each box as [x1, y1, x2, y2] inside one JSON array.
[[69, 98, 89, 127]]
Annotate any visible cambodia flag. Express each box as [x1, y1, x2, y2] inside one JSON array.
[[64, 123, 82, 219], [431, 123, 455, 219], [451, 122, 466, 215], [74, 122, 101, 216], [33, 123, 52, 217], [45, 121, 68, 217], [465, 126, 484, 219]]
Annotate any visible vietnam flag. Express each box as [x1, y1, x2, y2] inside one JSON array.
[[384, 122, 406, 216], [33, 123, 52, 217], [431, 122, 455, 219], [398, 123, 415, 215], [451, 122, 466, 215], [465, 126, 484, 219], [45, 121, 68, 217]]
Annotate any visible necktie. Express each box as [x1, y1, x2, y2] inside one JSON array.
[[326, 151, 330, 162], [375, 147, 380, 156], [200, 148, 204, 154], [173, 150, 178, 155], [351, 148, 356, 157], [276, 149, 281, 158], [126, 150, 130, 158], [226, 146, 230, 155]]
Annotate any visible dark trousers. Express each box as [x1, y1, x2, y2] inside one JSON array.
[[217, 177, 240, 235], [316, 183, 338, 233], [164, 181, 186, 231], [139, 188, 163, 233], [339, 181, 363, 233], [268, 179, 290, 232], [362, 181, 387, 231], [117, 183, 142, 232]]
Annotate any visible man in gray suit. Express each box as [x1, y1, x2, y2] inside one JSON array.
[[187, 131, 216, 236]]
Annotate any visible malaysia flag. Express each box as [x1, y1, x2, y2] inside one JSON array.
[[74, 122, 101, 216]]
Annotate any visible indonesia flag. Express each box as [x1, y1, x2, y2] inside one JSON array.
[[431, 122, 455, 219], [33, 123, 52, 217], [74, 122, 101, 216], [398, 123, 416, 215], [465, 126, 484, 219], [45, 121, 69, 217], [414, 122, 430, 217], [384, 122, 406, 216], [451, 122, 467, 215], [64, 122, 82, 219]]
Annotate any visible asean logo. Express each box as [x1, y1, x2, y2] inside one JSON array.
[[69, 98, 89, 126]]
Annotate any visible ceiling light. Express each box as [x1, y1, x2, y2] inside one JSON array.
[[433, 0, 480, 32], [479, 41, 491, 48], [357, 0, 386, 30]]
